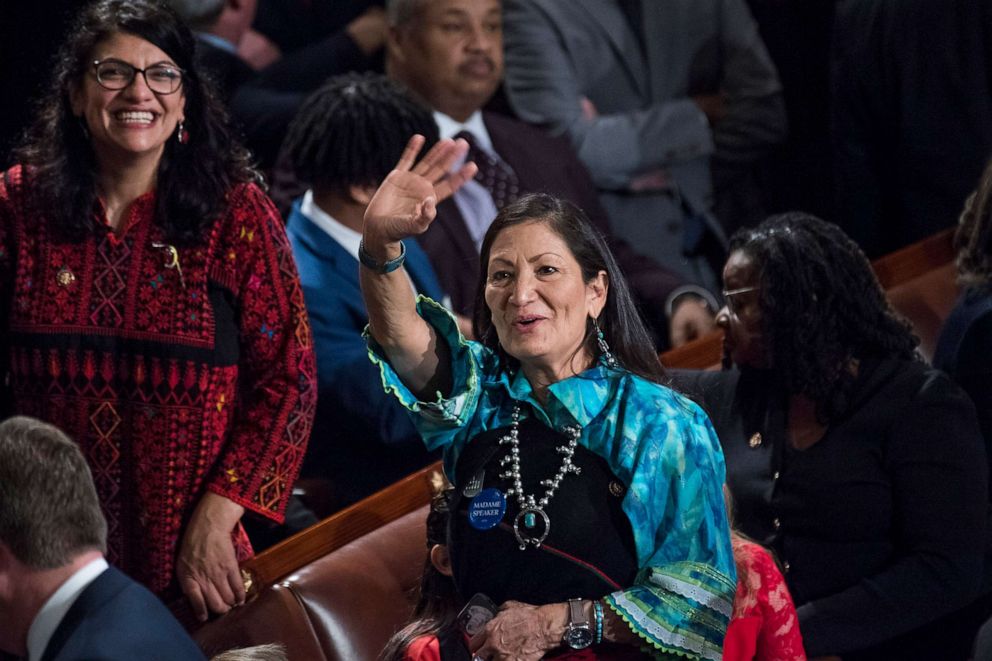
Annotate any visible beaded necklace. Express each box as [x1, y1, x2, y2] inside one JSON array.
[[499, 403, 582, 550]]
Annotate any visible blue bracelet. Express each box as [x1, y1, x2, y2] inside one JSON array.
[[358, 239, 406, 274], [593, 600, 604, 644]]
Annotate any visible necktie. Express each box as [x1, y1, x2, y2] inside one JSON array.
[[455, 130, 521, 211]]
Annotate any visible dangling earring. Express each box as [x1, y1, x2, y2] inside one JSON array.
[[78, 117, 90, 141], [176, 120, 189, 145], [591, 316, 617, 368]]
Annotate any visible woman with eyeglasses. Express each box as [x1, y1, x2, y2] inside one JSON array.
[[676, 213, 992, 660], [0, 0, 316, 623]]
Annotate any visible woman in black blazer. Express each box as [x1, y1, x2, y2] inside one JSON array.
[[676, 213, 992, 660]]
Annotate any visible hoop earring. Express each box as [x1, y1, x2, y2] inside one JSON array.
[[591, 316, 617, 368], [176, 120, 189, 145]]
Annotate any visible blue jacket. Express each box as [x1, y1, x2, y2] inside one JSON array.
[[286, 200, 443, 508], [41, 566, 205, 661]]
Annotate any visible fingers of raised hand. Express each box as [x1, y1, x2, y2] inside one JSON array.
[[434, 160, 479, 203], [415, 196, 438, 229], [395, 134, 426, 172], [412, 138, 470, 183]]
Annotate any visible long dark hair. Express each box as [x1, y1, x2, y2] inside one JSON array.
[[379, 490, 461, 661], [14, 0, 257, 245], [955, 158, 992, 293], [471, 193, 666, 385], [729, 213, 918, 423]]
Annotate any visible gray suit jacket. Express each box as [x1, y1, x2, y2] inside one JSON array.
[[503, 0, 786, 285]]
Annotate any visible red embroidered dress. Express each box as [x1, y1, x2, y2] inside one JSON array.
[[0, 165, 317, 602]]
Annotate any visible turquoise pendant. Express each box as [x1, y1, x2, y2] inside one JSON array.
[[524, 512, 536, 528]]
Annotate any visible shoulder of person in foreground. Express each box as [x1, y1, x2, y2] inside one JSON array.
[[49, 566, 206, 661]]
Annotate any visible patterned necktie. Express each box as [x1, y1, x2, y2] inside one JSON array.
[[455, 130, 521, 210]]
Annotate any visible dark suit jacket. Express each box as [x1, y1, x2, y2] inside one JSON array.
[[40, 566, 205, 661], [194, 31, 378, 169], [195, 39, 256, 104], [286, 201, 440, 509], [417, 111, 685, 347]]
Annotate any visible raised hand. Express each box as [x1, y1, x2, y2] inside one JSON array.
[[363, 135, 477, 247]]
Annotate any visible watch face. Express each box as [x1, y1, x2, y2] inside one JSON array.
[[564, 626, 594, 649]]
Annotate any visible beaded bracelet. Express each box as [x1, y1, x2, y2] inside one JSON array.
[[358, 239, 406, 274], [593, 599, 604, 645]]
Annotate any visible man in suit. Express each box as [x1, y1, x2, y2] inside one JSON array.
[[0, 416, 205, 661], [169, 0, 385, 168], [282, 74, 458, 512], [501, 0, 787, 289], [384, 0, 718, 348]]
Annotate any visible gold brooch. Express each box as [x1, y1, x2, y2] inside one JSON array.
[[56, 267, 76, 287], [748, 432, 763, 448]]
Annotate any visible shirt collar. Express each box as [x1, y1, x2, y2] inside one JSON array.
[[433, 110, 495, 154], [497, 358, 618, 430], [196, 32, 238, 55], [27, 557, 109, 661], [299, 189, 363, 261]]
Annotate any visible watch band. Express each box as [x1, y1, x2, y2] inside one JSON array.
[[358, 240, 406, 274], [568, 598, 588, 625], [562, 598, 593, 650]]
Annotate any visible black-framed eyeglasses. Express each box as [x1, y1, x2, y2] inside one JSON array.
[[722, 286, 759, 315], [92, 59, 184, 95]]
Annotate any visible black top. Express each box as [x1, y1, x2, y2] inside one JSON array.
[[674, 358, 991, 658], [448, 417, 639, 607]]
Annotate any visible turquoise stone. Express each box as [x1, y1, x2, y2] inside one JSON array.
[[524, 512, 536, 528]]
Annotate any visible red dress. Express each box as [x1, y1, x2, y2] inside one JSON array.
[[724, 539, 807, 660], [0, 165, 317, 605]]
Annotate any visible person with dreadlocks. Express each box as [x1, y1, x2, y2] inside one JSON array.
[[284, 72, 469, 512], [675, 213, 992, 660], [935, 158, 992, 467]]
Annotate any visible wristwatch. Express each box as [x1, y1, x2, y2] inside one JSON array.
[[561, 598, 594, 649]]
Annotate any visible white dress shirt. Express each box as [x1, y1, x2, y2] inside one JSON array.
[[300, 190, 431, 300], [300, 190, 363, 261], [27, 557, 109, 661]]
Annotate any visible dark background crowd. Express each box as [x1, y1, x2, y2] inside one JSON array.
[[1, 0, 992, 659], [3, 0, 990, 259]]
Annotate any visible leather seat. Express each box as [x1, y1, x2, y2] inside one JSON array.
[[196, 506, 429, 661]]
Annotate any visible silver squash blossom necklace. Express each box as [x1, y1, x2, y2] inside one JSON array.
[[499, 403, 582, 550]]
